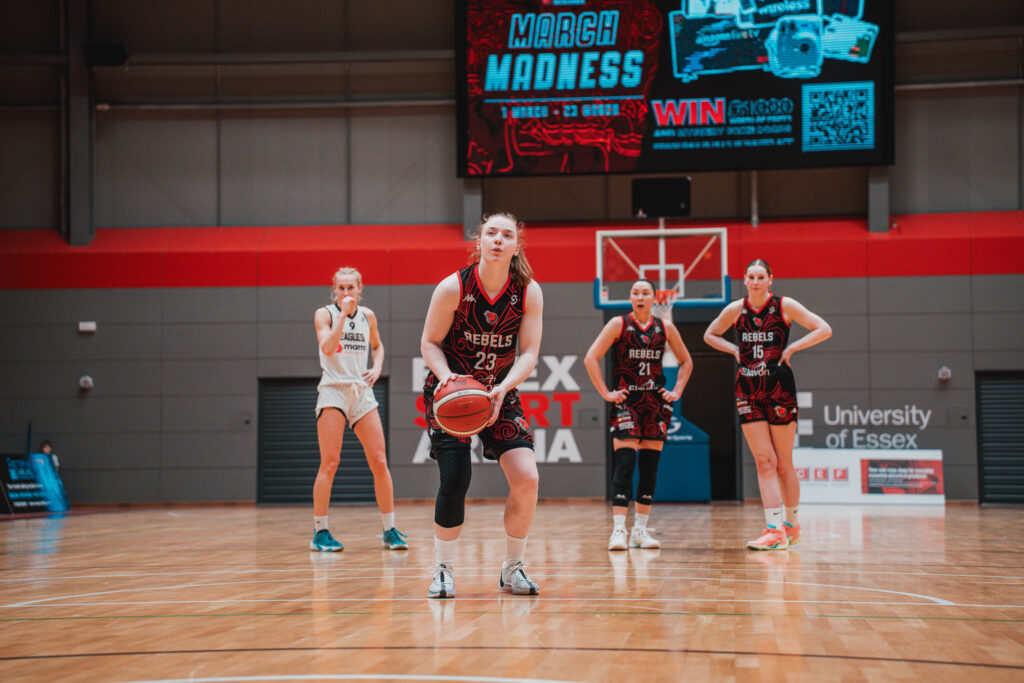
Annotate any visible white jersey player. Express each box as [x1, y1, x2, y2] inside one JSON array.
[[310, 267, 407, 552]]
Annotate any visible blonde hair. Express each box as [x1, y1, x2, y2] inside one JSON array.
[[330, 266, 363, 302], [469, 212, 534, 287]]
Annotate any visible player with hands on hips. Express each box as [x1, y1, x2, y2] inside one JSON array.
[[704, 259, 831, 550], [584, 279, 693, 551], [310, 267, 407, 552], [420, 212, 543, 598]]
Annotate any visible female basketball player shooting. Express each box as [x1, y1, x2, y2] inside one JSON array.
[[420, 213, 543, 598], [311, 267, 407, 552], [704, 259, 832, 550], [584, 279, 693, 550]]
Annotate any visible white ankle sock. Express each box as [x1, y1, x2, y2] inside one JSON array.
[[314, 515, 328, 532], [785, 506, 799, 527], [382, 512, 395, 530], [764, 507, 783, 529], [633, 513, 649, 530], [435, 536, 458, 566], [613, 514, 626, 531], [505, 533, 527, 565]]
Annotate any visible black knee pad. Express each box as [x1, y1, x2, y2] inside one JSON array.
[[611, 448, 636, 506], [636, 448, 661, 505], [434, 448, 472, 528]]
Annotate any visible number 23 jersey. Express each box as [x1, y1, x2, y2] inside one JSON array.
[[424, 264, 525, 392]]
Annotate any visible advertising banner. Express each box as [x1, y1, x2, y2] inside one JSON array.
[[793, 448, 944, 504], [1, 453, 71, 515]]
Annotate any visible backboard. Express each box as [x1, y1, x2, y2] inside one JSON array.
[[594, 226, 730, 310]]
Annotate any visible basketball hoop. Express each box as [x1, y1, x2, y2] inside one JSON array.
[[653, 289, 678, 320]]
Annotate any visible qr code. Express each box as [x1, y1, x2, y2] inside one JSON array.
[[801, 82, 875, 152]]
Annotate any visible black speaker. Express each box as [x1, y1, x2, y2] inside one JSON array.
[[632, 177, 691, 218], [84, 42, 129, 67]]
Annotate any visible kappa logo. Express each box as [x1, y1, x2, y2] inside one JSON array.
[[484, 310, 498, 325], [462, 293, 476, 303], [626, 325, 634, 332]]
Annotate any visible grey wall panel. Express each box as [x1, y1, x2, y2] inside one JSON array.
[[163, 288, 258, 323], [891, 89, 1020, 214], [64, 469, 162, 503], [258, 321, 311, 359], [162, 396, 258, 432], [867, 352, 974, 390], [163, 359, 257, 396], [220, 116, 350, 226], [689, 171, 744, 219], [216, 0, 346, 52], [389, 286, 439, 321], [7, 397, 162, 434], [973, 275, 1024, 312], [259, 287, 324, 322], [95, 115, 218, 227], [0, 324, 162, 361], [256, 358, 321, 378], [0, 289, 163, 324], [349, 109, 461, 224], [869, 313, 971, 351], [347, 1, 453, 51], [758, 167, 867, 218], [540, 465, 605, 498], [868, 276, 971, 314], [0, 112, 59, 230], [973, 351, 1024, 371], [973, 313, 1024, 351], [160, 467, 256, 501], [791, 352, 871, 391], [941, 465, 979, 500], [0, 1, 60, 52], [163, 322, 258, 359], [161, 432, 257, 469], [484, 176, 612, 222], [769, 278, 869, 315], [91, 0, 217, 52], [55, 432, 162, 470], [0, 360, 162, 398], [810, 314, 867, 353]]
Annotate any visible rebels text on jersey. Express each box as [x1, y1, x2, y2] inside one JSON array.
[[735, 293, 791, 393], [613, 313, 667, 400], [425, 264, 525, 391]]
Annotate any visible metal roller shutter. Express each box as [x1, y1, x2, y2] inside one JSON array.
[[257, 378, 387, 504], [977, 372, 1024, 504]]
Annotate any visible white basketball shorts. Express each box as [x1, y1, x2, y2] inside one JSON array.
[[316, 382, 378, 424]]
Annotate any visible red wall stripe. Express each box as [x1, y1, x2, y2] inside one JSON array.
[[1, 212, 1022, 290]]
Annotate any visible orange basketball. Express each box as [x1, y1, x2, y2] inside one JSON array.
[[433, 376, 492, 436]]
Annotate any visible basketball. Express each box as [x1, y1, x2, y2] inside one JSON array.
[[433, 376, 492, 436]]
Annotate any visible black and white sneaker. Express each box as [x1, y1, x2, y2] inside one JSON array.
[[428, 563, 455, 599], [499, 560, 539, 595]]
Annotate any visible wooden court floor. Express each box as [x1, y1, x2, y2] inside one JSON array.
[[2, 501, 1024, 682]]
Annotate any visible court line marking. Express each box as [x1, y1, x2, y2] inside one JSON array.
[[4, 565, 1024, 582], [3, 609, 1024, 623], [119, 677, 582, 683], [1, 645, 1021, 671]]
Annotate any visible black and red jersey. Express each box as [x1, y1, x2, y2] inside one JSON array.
[[424, 264, 526, 391], [735, 293, 791, 391], [612, 313, 667, 402]]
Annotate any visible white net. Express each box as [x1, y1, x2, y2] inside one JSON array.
[[652, 289, 678, 320]]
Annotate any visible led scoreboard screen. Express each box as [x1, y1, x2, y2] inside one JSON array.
[[455, 0, 893, 177]]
